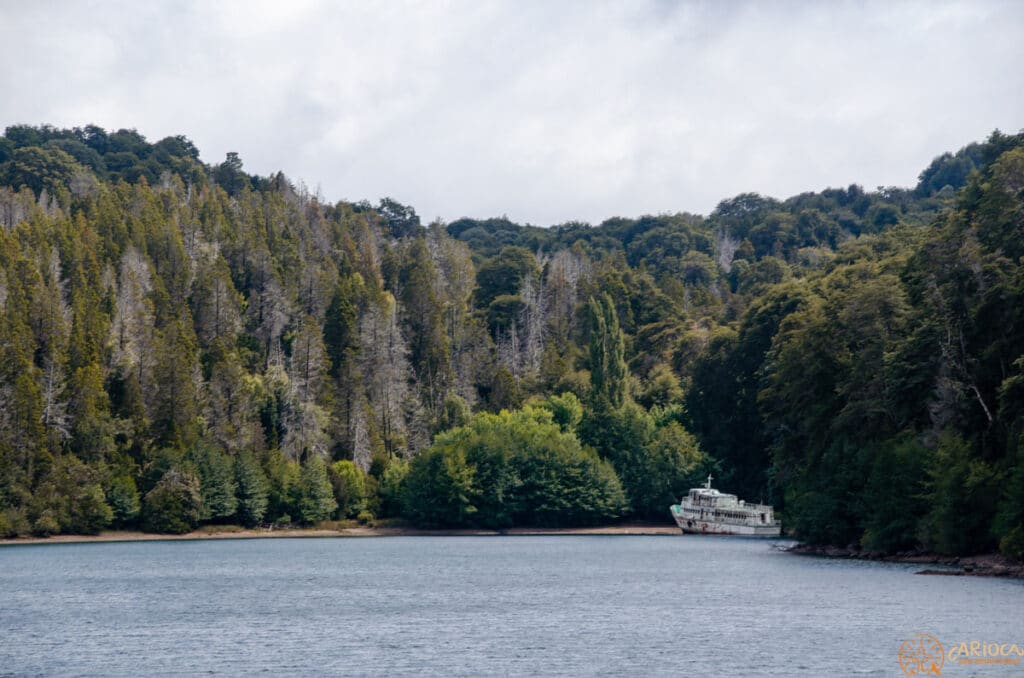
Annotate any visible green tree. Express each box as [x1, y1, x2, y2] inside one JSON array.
[[67, 484, 114, 535], [920, 433, 999, 555], [323, 278, 359, 378], [860, 435, 929, 553], [142, 469, 203, 534], [630, 422, 705, 519], [34, 456, 114, 535], [638, 363, 683, 410], [150, 311, 202, 448], [188, 441, 238, 522], [263, 450, 300, 524], [377, 197, 422, 238], [295, 455, 337, 524], [396, 237, 451, 411], [214, 151, 247, 196], [106, 476, 141, 527], [586, 294, 628, 411], [406, 407, 628, 528], [375, 456, 410, 519], [538, 392, 583, 433], [235, 451, 269, 527], [402, 447, 477, 527], [329, 460, 368, 519], [1, 146, 82, 197], [434, 393, 471, 433], [475, 246, 538, 308], [68, 365, 117, 463]]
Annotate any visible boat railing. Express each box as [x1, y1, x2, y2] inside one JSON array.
[[680, 502, 775, 518], [684, 499, 774, 512]]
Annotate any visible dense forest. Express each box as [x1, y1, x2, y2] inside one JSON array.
[[0, 124, 1021, 558]]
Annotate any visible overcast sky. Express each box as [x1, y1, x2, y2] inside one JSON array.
[[1, 1, 1021, 226]]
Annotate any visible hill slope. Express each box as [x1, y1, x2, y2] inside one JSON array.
[[0, 124, 1022, 557]]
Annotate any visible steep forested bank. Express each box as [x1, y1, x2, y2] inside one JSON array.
[[0, 124, 1021, 559]]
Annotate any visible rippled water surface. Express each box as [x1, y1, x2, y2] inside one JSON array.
[[1, 536, 1022, 676]]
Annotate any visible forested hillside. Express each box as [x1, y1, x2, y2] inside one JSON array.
[[0, 124, 1021, 558]]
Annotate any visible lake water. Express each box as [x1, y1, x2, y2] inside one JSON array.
[[1, 536, 1022, 676]]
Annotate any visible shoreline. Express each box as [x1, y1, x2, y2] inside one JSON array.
[[7, 529, 1021, 580], [0, 523, 682, 546], [784, 543, 1024, 579]]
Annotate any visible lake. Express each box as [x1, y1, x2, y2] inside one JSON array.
[[1, 536, 1021, 676]]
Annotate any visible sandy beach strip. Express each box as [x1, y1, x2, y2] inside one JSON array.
[[0, 524, 681, 546]]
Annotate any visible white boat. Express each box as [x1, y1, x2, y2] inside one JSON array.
[[670, 475, 781, 537]]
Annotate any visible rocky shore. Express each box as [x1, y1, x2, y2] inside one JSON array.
[[785, 543, 1024, 579]]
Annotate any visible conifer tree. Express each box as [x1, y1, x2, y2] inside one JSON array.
[[296, 455, 336, 524], [235, 451, 269, 527]]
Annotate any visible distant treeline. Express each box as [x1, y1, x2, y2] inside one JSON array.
[[0, 124, 1021, 559]]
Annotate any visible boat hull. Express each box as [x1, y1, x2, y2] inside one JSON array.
[[675, 522, 778, 540], [671, 512, 781, 537]]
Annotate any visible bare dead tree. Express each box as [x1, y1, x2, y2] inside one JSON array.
[[715, 229, 741, 273]]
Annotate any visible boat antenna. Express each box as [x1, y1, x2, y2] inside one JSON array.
[[705, 474, 713, 489]]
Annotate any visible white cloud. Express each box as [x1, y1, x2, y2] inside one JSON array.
[[1, 0, 1021, 225]]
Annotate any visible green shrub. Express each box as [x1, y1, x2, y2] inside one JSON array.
[[69, 484, 114, 535], [402, 406, 628, 528], [1000, 526, 1024, 561], [0, 508, 31, 538], [142, 469, 203, 534], [32, 512, 60, 537]]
